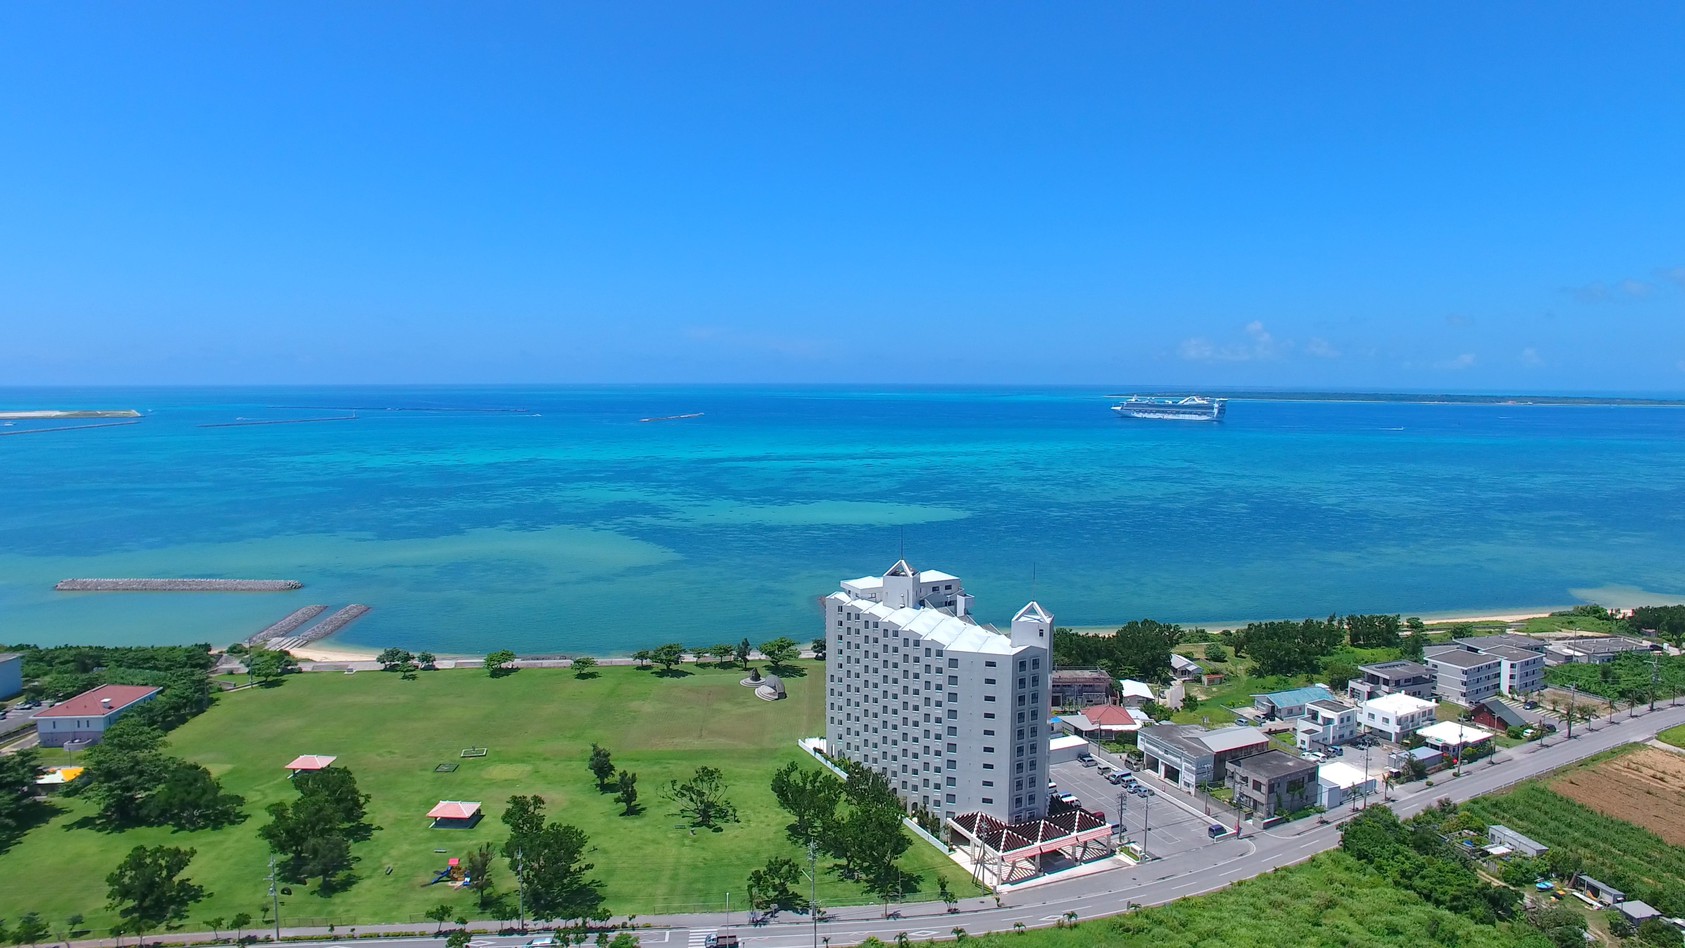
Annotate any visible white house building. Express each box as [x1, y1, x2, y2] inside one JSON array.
[[824, 560, 1051, 825], [1316, 761, 1377, 809], [1358, 692, 1438, 743], [1296, 699, 1358, 752], [0, 653, 21, 701], [33, 684, 160, 748]]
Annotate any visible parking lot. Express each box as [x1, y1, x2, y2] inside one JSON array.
[[1048, 753, 1235, 858]]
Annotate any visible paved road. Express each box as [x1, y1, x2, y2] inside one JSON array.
[[69, 701, 1685, 948]]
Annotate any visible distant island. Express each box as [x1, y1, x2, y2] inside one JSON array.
[[1105, 391, 1685, 407], [0, 409, 141, 419]]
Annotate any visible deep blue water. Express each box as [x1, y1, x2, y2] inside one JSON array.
[[3, 386, 1684, 655]]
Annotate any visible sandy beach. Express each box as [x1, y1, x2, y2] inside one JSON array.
[[285, 643, 384, 663]]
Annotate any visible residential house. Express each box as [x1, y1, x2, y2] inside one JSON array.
[[1226, 750, 1318, 818], [1346, 660, 1434, 702], [1425, 649, 1502, 707], [1358, 692, 1438, 743], [1471, 698, 1527, 733], [1390, 745, 1444, 774], [1056, 704, 1141, 741], [1138, 724, 1269, 794], [1316, 761, 1377, 809], [1617, 901, 1662, 926], [1050, 670, 1113, 708], [1117, 679, 1156, 707], [33, 684, 161, 748], [0, 653, 21, 701], [1416, 721, 1497, 761], [1545, 637, 1653, 665], [1296, 699, 1358, 752], [1170, 653, 1204, 681], [1252, 686, 1336, 721], [1487, 824, 1549, 858]]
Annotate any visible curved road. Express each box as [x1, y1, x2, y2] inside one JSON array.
[[75, 703, 1685, 948]]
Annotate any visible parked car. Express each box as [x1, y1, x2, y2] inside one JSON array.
[[1058, 793, 1080, 807], [1105, 772, 1124, 785], [1207, 823, 1230, 839], [526, 937, 560, 948], [1076, 752, 1094, 763]]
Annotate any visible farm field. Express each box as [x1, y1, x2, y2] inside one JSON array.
[[0, 662, 980, 931], [948, 852, 1532, 948], [1549, 747, 1685, 846], [1463, 750, 1685, 905]]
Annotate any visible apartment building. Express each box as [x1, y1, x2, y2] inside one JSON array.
[[1481, 645, 1545, 697], [1425, 649, 1502, 707], [1346, 660, 1434, 702], [824, 560, 1051, 825]]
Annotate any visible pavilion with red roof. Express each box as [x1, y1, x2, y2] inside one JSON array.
[[948, 808, 1116, 885], [285, 755, 338, 773], [428, 800, 483, 829]]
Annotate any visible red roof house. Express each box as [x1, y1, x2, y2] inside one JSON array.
[[34, 684, 161, 748]]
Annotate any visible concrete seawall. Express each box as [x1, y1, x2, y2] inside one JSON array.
[[56, 578, 304, 591]]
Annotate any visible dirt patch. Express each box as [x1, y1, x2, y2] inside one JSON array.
[[1550, 747, 1685, 846]]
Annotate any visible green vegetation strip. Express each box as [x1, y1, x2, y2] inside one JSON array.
[[1660, 724, 1685, 749], [0, 662, 979, 929]]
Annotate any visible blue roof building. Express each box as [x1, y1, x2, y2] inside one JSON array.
[[1252, 686, 1337, 720]]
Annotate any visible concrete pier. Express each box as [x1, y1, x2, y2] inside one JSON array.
[[271, 604, 370, 650], [247, 605, 329, 646], [56, 578, 304, 591]]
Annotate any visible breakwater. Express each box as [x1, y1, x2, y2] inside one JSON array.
[[0, 421, 142, 437], [56, 578, 304, 591], [269, 604, 370, 650], [197, 416, 358, 428], [246, 605, 329, 646]]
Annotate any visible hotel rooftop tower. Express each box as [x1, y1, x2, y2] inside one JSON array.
[[824, 560, 1051, 824]]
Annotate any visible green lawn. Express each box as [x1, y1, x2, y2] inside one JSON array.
[[0, 662, 979, 932], [1660, 724, 1685, 749]]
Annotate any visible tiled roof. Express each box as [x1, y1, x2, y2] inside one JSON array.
[[427, 801, 482, 820]]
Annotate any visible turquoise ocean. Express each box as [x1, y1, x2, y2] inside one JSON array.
[[3, 386, 1684, 656]]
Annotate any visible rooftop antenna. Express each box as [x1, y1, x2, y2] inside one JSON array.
[[1031, 561, 1036, 600], [899, 527, 904, 561]]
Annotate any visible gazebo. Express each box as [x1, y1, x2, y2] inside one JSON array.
[[428, 800, 483, 829], [285, 755, 338, 774]]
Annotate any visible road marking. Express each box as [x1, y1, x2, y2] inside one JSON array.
[[906, 931, 940, 938], [688, 930, 715, 948], [467, 941, 496, 947]]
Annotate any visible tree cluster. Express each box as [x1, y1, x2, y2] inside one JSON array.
[[484, 650, 518, 677], [1051, 620, 1187, 682], [1344, 614, 1403, 649], [105, 845, 206, 940], [244, 647, 300, 686], [75, 723, 245, 830], [501, 795, 606, 928], [258, 767, 372, 894], [1339, 805, 1518, 925], [1232, 617, 1345, 677], [768, 761, 913, 905], [375, 648, 432, 677], [0, 748, 44, 848], [1629, 604, 1685, 646]]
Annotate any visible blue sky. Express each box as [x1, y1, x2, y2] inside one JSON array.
[[2, 3, 1682, 390]]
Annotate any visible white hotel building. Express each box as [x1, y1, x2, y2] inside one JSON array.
[[824, 561, 1052, 825]]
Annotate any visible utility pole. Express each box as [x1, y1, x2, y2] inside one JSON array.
[[1141, 789, 1152, 860], [725, 892, 731, 934], [807, 840, 819, 948], [266, 854, 282, 941], [1567, 684, 1578, 740], [1651, 652, 1660, 713], [1361, 727, 1371, 811], [515, 849, 525, 932]]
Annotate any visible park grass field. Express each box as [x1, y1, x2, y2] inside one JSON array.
[[0, 662, 980, 932], [1661, 723, 1685, 748]]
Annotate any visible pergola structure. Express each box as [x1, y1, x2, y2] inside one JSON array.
[[427, 800, 483, 829], [285, 755, 337, 773], [948, 809, 1115, 886]]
